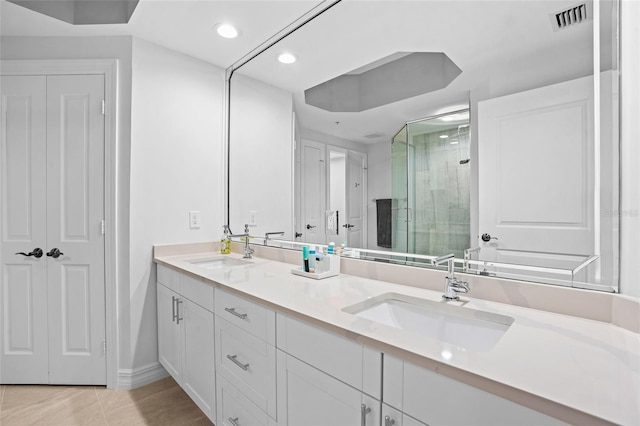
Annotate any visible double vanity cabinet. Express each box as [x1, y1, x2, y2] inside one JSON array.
[[156, 262, 564, 426]]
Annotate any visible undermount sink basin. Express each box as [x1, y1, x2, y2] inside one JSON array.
[[189, 257, 251, 270], [343, 293, 514, 351]]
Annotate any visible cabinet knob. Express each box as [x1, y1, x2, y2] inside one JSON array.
[[385, 415, 395, 426]]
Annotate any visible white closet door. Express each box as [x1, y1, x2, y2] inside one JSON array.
[[46, 74, 106, 385], [1, 75, 49, 383]]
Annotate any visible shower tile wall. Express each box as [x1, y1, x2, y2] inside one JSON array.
[[412, 128, 470, 258]]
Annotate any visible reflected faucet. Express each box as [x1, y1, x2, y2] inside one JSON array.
[[432, 254, 469, 301], [229, 224, 254, 259], [264, 231, 285, 246]]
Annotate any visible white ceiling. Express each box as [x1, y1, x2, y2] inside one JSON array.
[[1, 0, 603, 144], [0, 0, 323, 69], [236, 0, 597, 144]]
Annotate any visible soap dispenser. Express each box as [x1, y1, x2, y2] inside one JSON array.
[[220, 225, 231, 254]]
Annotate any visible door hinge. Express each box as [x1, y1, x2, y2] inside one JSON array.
[[101, 100, 105, 115], [101, 220, 105, 235], [102, 339, 107, 355]]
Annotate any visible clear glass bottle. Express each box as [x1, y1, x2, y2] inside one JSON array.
[[220, 225, 231, 254]]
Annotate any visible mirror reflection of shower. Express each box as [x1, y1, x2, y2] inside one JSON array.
[[390, 109, 471, 259]]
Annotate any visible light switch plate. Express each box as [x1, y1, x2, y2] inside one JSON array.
[[249, 211, 257, 226], [189, 211, 201, 229]]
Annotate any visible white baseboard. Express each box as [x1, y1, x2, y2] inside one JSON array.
[[117, 362, 169, 390]]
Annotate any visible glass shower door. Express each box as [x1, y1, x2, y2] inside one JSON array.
[[391, 109, 471, 260]]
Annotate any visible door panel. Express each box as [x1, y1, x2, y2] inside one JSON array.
[[346, 150, 366, 247], [46, 74, 106, 384], [478, 76, 594, 273], [300, 140, 326, 244], [1, 73, 106, 385], [1, 75, 49, 383]]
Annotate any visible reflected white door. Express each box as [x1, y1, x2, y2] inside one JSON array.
[[478, 76, 594, 278], [300, 140, 326, 245], [1, 74, 106, 384], [345, 151, 367, 248]]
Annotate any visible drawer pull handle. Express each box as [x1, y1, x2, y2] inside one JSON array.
[[227, 354, 250, 371], [361, 404, 371, 426], [224, 307, 248, 319], [228, 417, 240, 426], [384, 415, 395, 426]]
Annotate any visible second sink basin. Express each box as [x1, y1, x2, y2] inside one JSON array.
[[189, 257, 251, 270], [343, 293, 514, 352]]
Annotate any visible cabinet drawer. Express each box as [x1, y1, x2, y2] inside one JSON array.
[[215, 288, 275, 344], [277, 313, 381, 399], [180, 272, 214, 312], [216, 317, 276, 419], [217, 374, 275, 426], [157, 264, 179, 293]]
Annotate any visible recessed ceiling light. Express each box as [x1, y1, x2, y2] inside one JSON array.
[[278, 53, 297, 64], [439, 135, 449, 139], [216, 23, 239, 39]]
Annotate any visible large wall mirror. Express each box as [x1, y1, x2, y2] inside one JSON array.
[[229, 0, 620, 292]]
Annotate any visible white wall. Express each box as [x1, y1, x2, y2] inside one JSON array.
[[366, 141, 392, 249], [619, 0, 640, 298], [130, 38, 224, 371], [229, 73, 294, 239]]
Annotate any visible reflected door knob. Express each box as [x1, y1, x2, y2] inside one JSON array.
[[342, 224, 355, 229], [306, 224, 317, 230], [15, 248, 43, 258], [46, 248, 64, 258]]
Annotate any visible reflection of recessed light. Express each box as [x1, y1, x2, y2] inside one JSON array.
[[440, 135, 449, 139], [450, 141, 459, 145], [278, 53, 297, 64], [216, 23, 239, 39], [441, 350, 453, 360]]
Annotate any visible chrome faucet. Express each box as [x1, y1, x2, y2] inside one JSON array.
[[229, 224, 254, 259], [432, 254, 469, 301], [264, 231, 285, 245]]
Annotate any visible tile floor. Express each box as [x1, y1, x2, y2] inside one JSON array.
[[0, 377, 213, 426]]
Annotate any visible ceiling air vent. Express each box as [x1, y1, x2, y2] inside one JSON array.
[[553, 3, 589, 30]]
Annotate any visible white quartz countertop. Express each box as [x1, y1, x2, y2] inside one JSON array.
[[154, 251, 640, 425]]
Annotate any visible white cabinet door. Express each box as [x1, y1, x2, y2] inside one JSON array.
[[387, 358, 565, 426], [183, 298, 215, 421], [277, 350, 380, 426], [157, 283, 182, 381]]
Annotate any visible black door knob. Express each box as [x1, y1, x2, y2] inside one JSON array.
[[306, 224, 317, 230], [481, 233, 498, 242], [15, 248, 43, 258], [342, 224, 355, 229], [46, 248, 64, 259]]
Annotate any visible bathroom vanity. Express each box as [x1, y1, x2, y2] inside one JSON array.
[[154, 243, 639, 426]]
